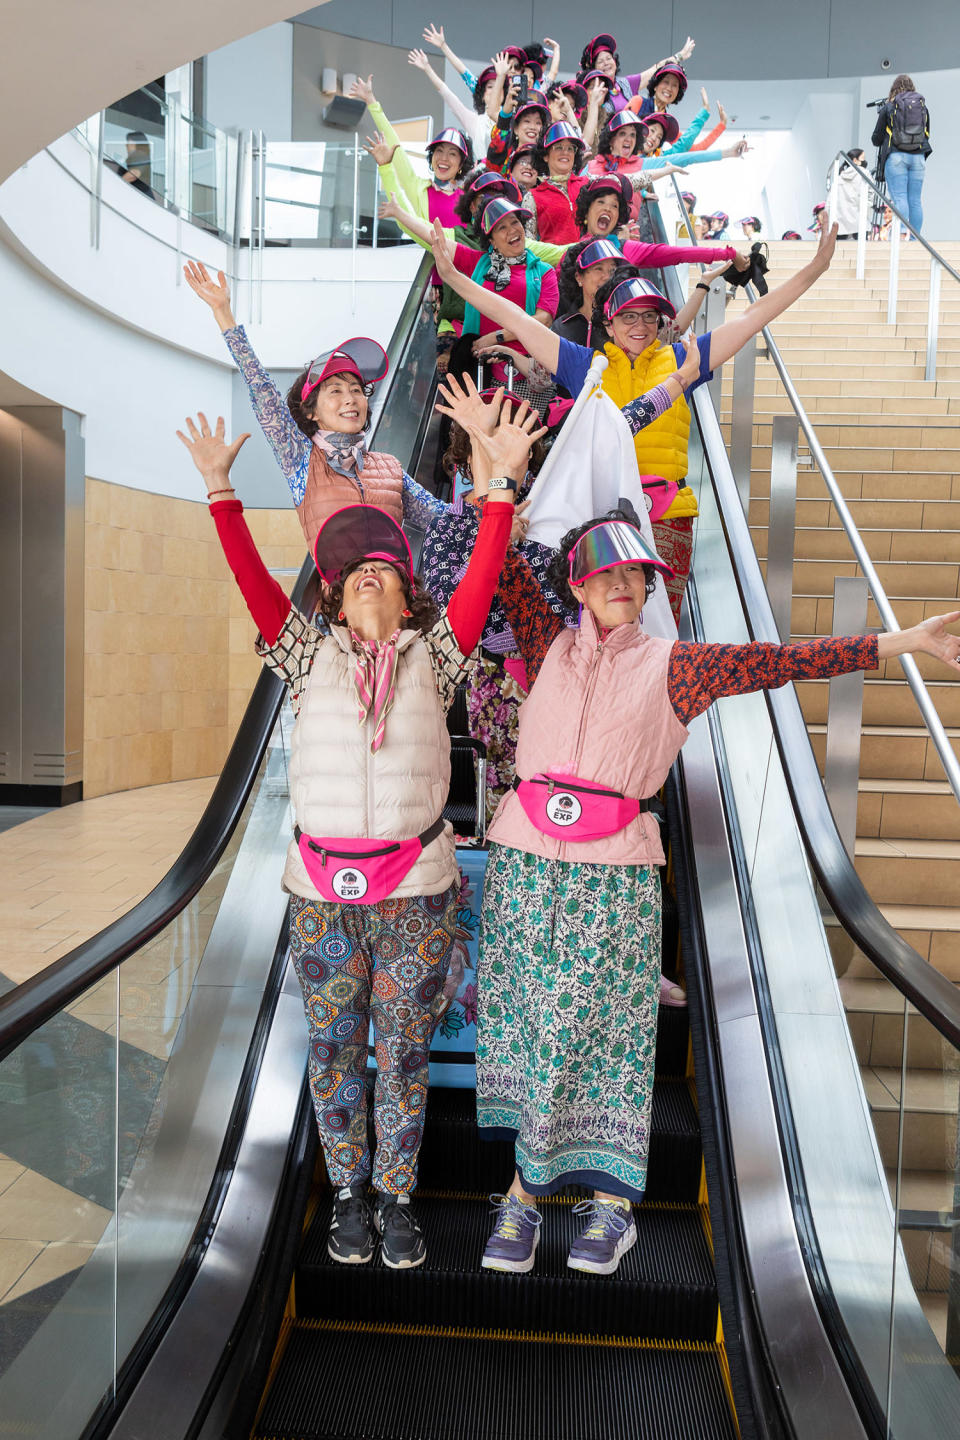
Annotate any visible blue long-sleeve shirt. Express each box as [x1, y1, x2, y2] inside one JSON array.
[[222, 326, 449, 530]]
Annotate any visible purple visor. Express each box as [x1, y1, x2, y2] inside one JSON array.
[[579, 69, 613, 94], [648, 62, 688, 101], [680, 191, 696, 205], [577, 238, 623, 270], [643, 112, 680, 145], [542, 121, 584, 149], [569, 521, 674, 584], [560, 81, 588, 110], [586, 33, 618, 63], [739, 215, 761, 228], [427, 127, 469, 157], [313, 504, 413, 585], [480, 195, 531, 235], [514, 90, 549, 120], [301, 337, 388, 401], [472, 171, 522, 201], [607, 111, 646, 137], [604, 276, 675, 321]]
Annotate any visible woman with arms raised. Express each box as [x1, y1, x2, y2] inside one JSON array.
[[476, 505, 960, 1275], [183, 264, 447, 552], [177, 398, 540, 1271], [428, 218, 839, 617]]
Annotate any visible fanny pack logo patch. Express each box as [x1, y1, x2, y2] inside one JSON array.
[[332, 868, 369, 900], [546, 792, 582, 826]]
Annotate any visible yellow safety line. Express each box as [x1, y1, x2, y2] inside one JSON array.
[[293, 1315, 727, 1354]]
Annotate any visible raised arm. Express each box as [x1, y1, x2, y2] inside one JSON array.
[[637, 38, 696, 92], [671, 261, 731, 333], [431, 221, 561, 373], [580, 78, 607, 152], [351, 76, 422, 210], [407, 48, 477, 139], [183, 261, 310, 493], [176, 414, 292, 647], [378, 191, 437, 248], [422, 23, 469, 83], [707, 223, 837, 370], [668, 102, 710, 155]]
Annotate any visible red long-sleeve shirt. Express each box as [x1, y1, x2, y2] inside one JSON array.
[[210, 496, 513, 659]]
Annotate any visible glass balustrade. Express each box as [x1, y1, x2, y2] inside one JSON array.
[[69, 91, 426, 252], [0, 717, 294, 1438]]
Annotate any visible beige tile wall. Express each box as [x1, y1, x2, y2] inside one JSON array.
[[84, 480, 305, 797]]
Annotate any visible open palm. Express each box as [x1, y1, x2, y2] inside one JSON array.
[[183, 260, 230, 312]]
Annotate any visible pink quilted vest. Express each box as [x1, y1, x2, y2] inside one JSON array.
[[296, 445, 404, 551], [487, 609, 687, 866]]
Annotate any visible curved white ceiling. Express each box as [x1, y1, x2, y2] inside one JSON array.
[[0, 2, 322, 184]]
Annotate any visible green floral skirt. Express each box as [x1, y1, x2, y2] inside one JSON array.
[[476, 843, 662, 1201]]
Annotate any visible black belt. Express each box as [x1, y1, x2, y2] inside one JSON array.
[[294, 816, 445, 860]]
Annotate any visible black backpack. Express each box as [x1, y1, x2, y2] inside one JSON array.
[[889, 91, 927, 152]]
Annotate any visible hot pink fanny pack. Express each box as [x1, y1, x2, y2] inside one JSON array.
[[513, 771, 651, 842], [294, 817, 444, 904], [640, 475, 680, 524]]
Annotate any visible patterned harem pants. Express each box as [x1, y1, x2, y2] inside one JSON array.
[[288, 885, 459, 1194]]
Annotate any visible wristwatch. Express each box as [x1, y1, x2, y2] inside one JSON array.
[[488, 476, 518, 493]]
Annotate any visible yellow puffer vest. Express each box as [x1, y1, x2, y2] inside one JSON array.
[[599, 342, 698, 516]]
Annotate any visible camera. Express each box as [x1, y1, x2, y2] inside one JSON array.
[[881, 59, 891, 70]]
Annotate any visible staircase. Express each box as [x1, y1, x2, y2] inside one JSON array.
[[252, 1004, 740, 1439], [724, 238, 960, 1349]]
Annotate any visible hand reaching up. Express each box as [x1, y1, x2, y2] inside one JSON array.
[[183, 260, 235, 331], [422, 22, 444, 49], [462, 396, 548, 482], [176, 413, 250, 495], [348, 74, 375, 106], [408, 48, 432, 72], [363, 131, 397, 167]]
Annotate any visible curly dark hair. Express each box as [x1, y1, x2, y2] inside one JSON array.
[[590, 263, 668, 342], [579, 40, 620, 73], [597, 116, 644, 156], [473, 66, 502, 115], [524, 41, 549, 68], [534, 132, 584, 176], [285, 372, 375, 439], [318, 561, 439, 633], [454, 168, 516, 225], [427, 133, 475, 181], [575, 183, 630, 236], [442, 413, 548, 482], [546, 507, 657, 613]]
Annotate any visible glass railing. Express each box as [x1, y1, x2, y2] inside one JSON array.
[[0, 721, 293, 1436], [70, 87, 425, 251]]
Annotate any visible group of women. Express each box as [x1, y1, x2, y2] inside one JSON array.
[[177, 28, 960, 1281]]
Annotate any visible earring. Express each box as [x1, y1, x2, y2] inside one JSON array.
[[338, 610, 345, 621], [402, 608, 412, 618]]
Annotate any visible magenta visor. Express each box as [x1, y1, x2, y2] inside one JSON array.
[[514, 90, 549, 120], [782, 230, 802, 240], [604, 277, 675, 321], [587, 33, 618, 63], [569, 522, 674, 584], [301, 338, 388, 402], [739, 215, 761, 228], [580, 69, 613, 94], [584, 174, 631, 205], [577, 238, 623, 270], [524, 60, 544, 83], [479, 387, 525, 407], [644, 112, 679, 145], [649, 63, 688, 100], [312, 504, 413, 585], [472, 171, 521, 201], [480, 196, 531, 235], [427, 127, 469, 157], [680, 191, 696, 205], [711, 211, 729, 225], [543, 121, 583, 149], [607, 111, 646, 137], [560, 81, 588, 109]]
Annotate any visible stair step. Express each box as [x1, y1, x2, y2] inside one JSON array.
[[862, 1068, 959, 1171], [751, 524, 960, 563], [795, 678, 960, 728], [297, 1193, 718, 1342], [416, 1081, 702, 1205], [856, 778, 960, 842], [254, 1321, 738, 1440], [852, 836, 960, 907], [808, 723, 960, 782]]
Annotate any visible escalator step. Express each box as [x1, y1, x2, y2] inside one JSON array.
[[255, 1321, 738, 1440], [297, 1195, 717, 1341], [416, 1081, 702, 1204]]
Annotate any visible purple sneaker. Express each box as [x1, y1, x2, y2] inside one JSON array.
[[481, 1193, 543, 1274], [567, 1198, 637, 1275]]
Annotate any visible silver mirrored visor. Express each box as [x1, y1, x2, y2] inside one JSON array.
[[569, 522, 675, 583]]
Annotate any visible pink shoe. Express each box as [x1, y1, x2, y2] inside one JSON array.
[[660, 975, 687, 1008]]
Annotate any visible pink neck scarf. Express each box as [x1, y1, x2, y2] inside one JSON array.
[[350, 627, 402, 753]]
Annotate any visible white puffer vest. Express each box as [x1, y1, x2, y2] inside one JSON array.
[[282, 625, 457, 902]]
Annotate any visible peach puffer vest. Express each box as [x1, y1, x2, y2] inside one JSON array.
[[487, 609, 688, 867], [296, 445, 404, 551], [281, 625, 457, 902]]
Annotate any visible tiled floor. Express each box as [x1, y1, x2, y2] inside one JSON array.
[[0, 776, 216, 989]]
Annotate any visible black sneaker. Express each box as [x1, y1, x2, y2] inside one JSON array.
[[374, 1192, 427, 1269], [328, 1184, 374, 1265]]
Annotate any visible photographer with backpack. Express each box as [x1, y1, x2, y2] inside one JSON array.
[[872, 74, 931, 237]]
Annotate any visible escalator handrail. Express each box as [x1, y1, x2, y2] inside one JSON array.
[[0, 251, 436, 1066], [648, 197, 960, 1051]]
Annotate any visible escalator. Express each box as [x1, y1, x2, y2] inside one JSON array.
[[2, 249, 960, 1440]]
